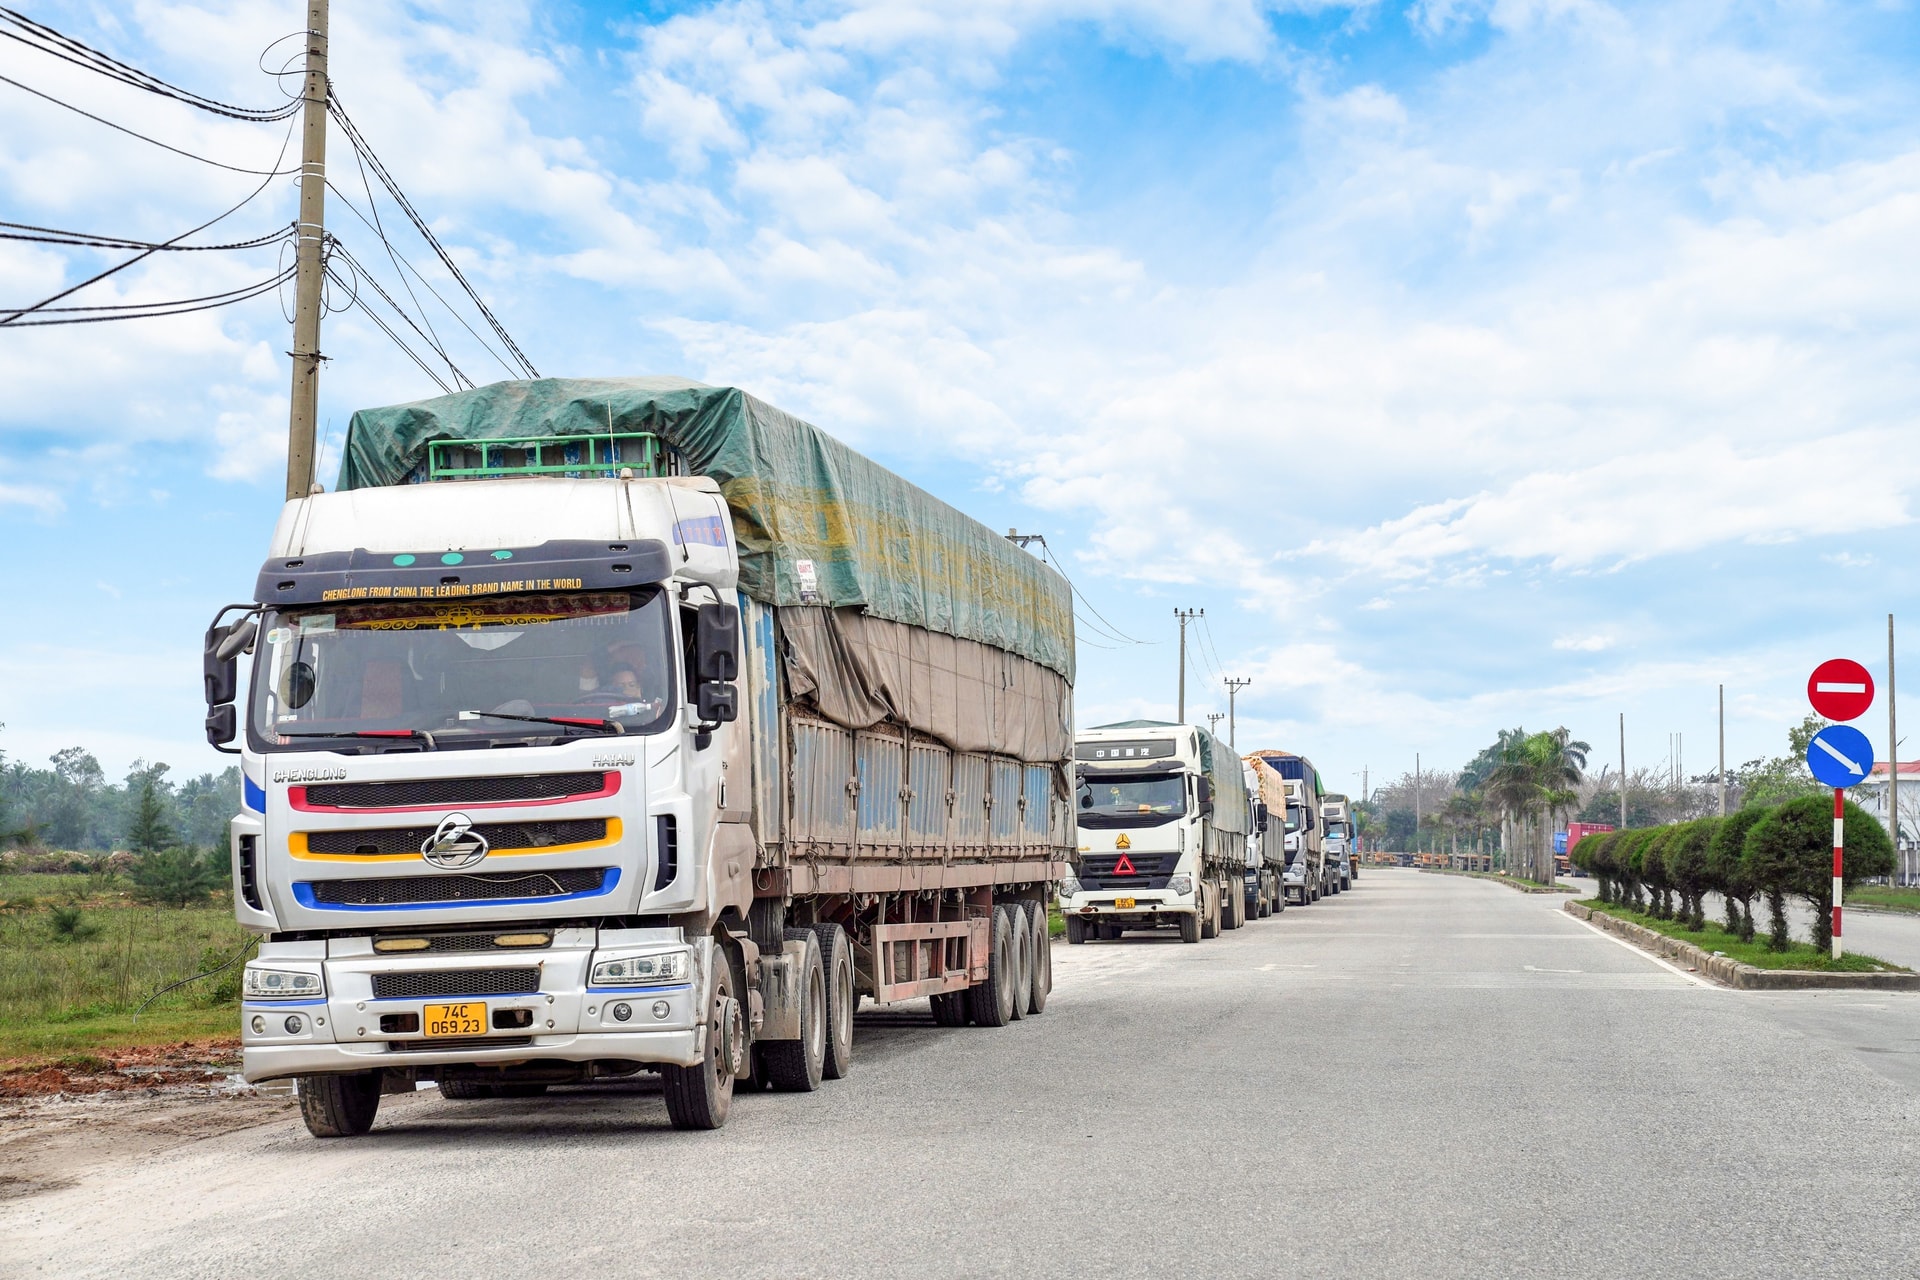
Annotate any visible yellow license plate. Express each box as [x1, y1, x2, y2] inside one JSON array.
[[422, 1001, 488, 1038], [1114, 897, 1136, 910]]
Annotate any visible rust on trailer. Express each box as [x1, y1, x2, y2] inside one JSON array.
[[765, 858, 1067, 896]]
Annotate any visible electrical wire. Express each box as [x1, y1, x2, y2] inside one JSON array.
[[0, 219, 292, 253], [1196, 613, 1228, 688], [0, 112, 298, 326], [344, 124, 461, 387], [1025, 536, 1150, 646], [3, 266, 296, 325], [0, 71, 301, 175], [0, 7, 301, 122], [327, 245, 471, 388], [326, 261, 454, 394], [328, 94, 539, 379]]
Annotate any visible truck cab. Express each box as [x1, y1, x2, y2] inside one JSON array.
[[1061, 722, 1247, 944], [1322, 794, 1357, 887]]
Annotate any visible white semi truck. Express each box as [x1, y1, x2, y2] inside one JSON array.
[[1252, 750, 1330, 904], [205, 378, 1074, 1136], [1241, 759, 1284, 919], [1059, 721, 1250, 943], [1322, 793, 1357, 884]]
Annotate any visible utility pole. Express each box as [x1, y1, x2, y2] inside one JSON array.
[[1619, 713, 1627, 828], [1174, 608, 1201, 723], [285, 0, 330, 500], [1362, 767, 1368, 805], [1225, 677, 1251, 751], [1891, 614, 1901, 885], [1207, 712, 1224, 737], [1718, 685, 1726, 817], [1415, 752, 1421, 852]]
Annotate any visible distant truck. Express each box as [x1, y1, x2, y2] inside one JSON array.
[[1251, 751, 1328, 904], [1560, 822, 1614, 877], [207, 377, 1074, 1136], [1241, 759, 1284, 919], [1322, 793, 1357, 883], [1063, 722, 1251, 942]]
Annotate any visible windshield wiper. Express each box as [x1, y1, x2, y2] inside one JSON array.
[[456, 710, 624, 735], [277, 728, 438, 748]]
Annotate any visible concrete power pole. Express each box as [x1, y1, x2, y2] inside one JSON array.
[[285, 0, 330, 500], [1414, 752, 1421, 854], [1718, 685, 1726, 817], [1619, 713, 1628, 829], [1225, 677, 1251, 751], [1891, 614, 1901, 885], [1174, 608, 1201, 723]]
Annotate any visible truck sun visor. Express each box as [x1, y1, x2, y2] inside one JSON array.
[[254, 538, 672, 606]]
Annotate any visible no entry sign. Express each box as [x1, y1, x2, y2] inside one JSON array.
[[1807, 658, 1875, 721]]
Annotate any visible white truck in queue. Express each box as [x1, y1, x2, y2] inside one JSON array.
[[1322, 793, 1357, 883], [1060, 722, 1250, 943], [1241, 759, 1285, 919], [1252, 750, 1334, 904], [205, 377, 1074, 1136]]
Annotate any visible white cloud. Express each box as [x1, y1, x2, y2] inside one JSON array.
[[1553, 633, 1614, 652]]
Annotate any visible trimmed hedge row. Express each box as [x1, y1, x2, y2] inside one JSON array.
[[1570, 797, 1893, 952]]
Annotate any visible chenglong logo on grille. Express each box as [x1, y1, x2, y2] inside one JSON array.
[[421, 813, 489, 869]]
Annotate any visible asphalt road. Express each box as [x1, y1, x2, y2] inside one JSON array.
[[5, 869, 1918, 1279]]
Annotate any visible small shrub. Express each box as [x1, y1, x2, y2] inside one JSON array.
[[1744, 796, 1895, 952], [48, 904, 100, 942], [1710, 807, 1768, 943], [128, 846, 220, 908], [1641, 828, 1676, 920], [1664, 819, 1716, 932]]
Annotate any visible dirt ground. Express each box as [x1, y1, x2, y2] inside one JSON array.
[[0, 1041, 299, 1202]]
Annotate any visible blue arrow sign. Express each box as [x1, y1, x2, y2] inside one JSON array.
[[1807, 724, 1876, 789]]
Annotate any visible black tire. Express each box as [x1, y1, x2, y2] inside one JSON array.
[[966, 905, 1017, 1027], [762, 928, 826, 1092], [929, 989, 969, 1025], [1022, 900, 1050, 1015], [662, 941, 740, 1129], [811, 922, 855, 1080], [1201, 883, 1220, 939], [1007, 906, 1030, 1022], [437, 1078, 493, 1100], [299, 1071, 382, 1138], [1065, 915, 1088, 945], [1179, 909, 1202, 944]]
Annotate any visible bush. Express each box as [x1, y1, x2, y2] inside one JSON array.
[[1640, 827, 1676, 920], [1571, 830, 1613, 901], [1709, 807, 1767, 942], [1664, 819, 1717, 932], [128, 846, 222, 908], [1743, 795, 1895, 952], [1616, 829, 1652, 911], [48, 904, 100, 942]]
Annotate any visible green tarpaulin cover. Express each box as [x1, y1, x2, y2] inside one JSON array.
[[338, 377, 1073, 680]]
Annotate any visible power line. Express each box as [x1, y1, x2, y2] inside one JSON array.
[[0, 7, 301, 122], [343, 124, 461, 387], [327, 95, 538, 379], [0, 71, 301, 175], [0, 219, 292, 253], [3, 265, 296, 326], [327, 244, 471, 388], [1025, 538, 1148, 645]]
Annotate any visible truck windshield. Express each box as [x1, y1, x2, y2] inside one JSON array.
[[1076, 772, 1188, 828], [1286, 805, 1307, 832], [249, 589, 675, 750]]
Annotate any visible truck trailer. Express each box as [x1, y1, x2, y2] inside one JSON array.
[[205, 377, 1076, 1135], [1252, 751, 1329, 903], [1060, 721, 1250, 943], [1242, 759, 1284, 919]]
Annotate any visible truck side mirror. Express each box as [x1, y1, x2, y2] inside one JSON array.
[[203, 618, 242, 707], [695, 602, 739, 682], [1254, 802, 1269, 833], [205, 703, 237, 748], [1196, 777, 1213, 818], [696, 681, 737, 724]]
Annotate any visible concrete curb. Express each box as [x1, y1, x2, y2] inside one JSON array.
[[1563, 902, 1920, 991], [1420, 869, 1576, 895]]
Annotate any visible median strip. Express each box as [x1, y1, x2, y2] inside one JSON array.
[[1564, 901, 1919, 990]]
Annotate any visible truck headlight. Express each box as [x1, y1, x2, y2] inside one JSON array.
[[243, 967, 324, 1000], [590, 950, 689, 986], [1059, 875, 1083, 897], [1168, 875, 1193, 896]]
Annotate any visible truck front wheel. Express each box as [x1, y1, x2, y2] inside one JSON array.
[[1065, 915, 1088, 945], [1179, 909, 1202, 944], [761, 929, 825, 1093], [662, 948, 740, 1129], [299, 1070, 381, 1138]]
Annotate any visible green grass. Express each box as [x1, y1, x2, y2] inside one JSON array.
[[0, 900, 252, 1063], [1578, 900, 1907, 973], [1846, 886, 1920, 914]]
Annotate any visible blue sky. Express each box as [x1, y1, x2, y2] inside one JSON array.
[[3, 0, 1918, 793]]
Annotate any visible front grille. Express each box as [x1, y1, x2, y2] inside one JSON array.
[[387, 1036, 533, 1054], [375, 932, 552, 955], [371, 968, 542, 999], [306, 818, 607, 856], [1080, 851, 1181, 891], [305, 772, 607, 809], [308, 867, 610, 906]]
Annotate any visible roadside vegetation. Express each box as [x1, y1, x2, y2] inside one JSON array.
[[1574, 897, 1900, 973]]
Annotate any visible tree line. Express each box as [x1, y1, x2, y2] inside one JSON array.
[[1570, 798, 1893, 952]]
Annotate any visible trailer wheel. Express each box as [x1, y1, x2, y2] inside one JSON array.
[[1065, 916, 1088, 945], [967, 906, 1017, 1027], [1007, 906, 1031, 1022], [437, 1078, 493, 1100], [810, 922, 855, 1080], [930, 990, 969, 1025], [1022, 900, 1050, 1015], [762, 928, 826, 1092], [1179, 909, 1202, 944], [662, 943, 740, 1129], [298, 1071, 382, 1138], [1201, 883, 1220, 939]]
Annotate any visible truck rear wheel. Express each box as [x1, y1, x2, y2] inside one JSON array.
[[1201, 883, 1220, 939], [1007, 905, 1030, 1022], [1022, 900, 1050, 1015], [299, 1071, 382, 1138], [966, 906, 1017, 1027], [437, 1078, 492, 1100], [662, 946, 740, 1130], [1065, 915, 1088, 945], [810, 922, 855, 1080], [1179, 909, 1202, 944], [929, 990, 969, 1025], [761, 929, 825, 1093]]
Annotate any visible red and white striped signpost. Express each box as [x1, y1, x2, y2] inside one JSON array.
[[1807, 660, 1877, 960]]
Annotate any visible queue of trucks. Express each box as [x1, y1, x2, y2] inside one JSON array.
[[207, 376, 1359, 1137]]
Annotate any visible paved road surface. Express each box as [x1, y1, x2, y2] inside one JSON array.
[[4, 870, 1917, 1278]]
